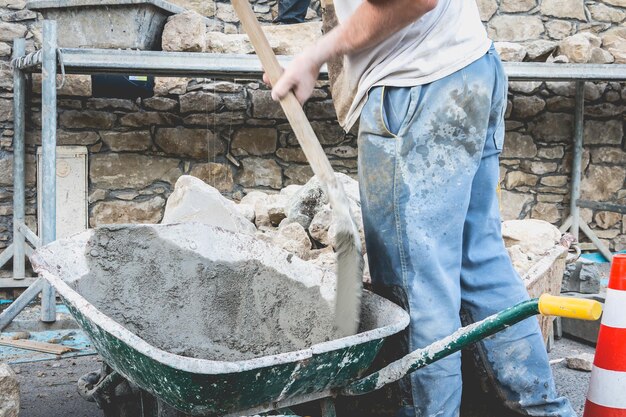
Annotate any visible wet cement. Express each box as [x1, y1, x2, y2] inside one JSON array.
[[72, 225, 346, 361]]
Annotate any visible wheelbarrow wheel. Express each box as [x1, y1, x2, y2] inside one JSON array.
[[77, 363, 188, 417], [77, 364, 142, 417]]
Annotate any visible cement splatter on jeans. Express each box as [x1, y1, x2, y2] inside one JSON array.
[[357, 45, 575, 417]]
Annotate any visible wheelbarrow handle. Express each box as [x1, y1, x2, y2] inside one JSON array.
[[342, 295, 601, 396]]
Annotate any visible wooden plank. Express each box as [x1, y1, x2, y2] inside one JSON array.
[[0, 337, 76, 355]]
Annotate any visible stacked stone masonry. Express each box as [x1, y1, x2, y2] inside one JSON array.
[[0, 0, 624, 261]]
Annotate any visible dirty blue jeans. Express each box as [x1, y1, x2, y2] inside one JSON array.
[[357, 46, 575, 417], [274, 0, 310, 24]]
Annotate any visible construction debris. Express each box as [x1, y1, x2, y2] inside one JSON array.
[[0, 338, 77, 355], [565, 353, 595, 372], [0, 362, 20, 417], [502, 219, 562, 276]]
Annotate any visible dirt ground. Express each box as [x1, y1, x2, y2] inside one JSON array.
[[11, 337, 595, 417]]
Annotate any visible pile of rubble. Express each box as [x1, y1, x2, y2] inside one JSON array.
[[163, 175, 562, 281], [495, 29, 625, 64], [163, 174, 369, 279]]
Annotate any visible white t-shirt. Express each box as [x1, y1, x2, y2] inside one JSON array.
[[334, 0, 491, 130]]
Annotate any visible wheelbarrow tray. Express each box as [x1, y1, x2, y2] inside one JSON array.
[[31, 223, 410, 416]]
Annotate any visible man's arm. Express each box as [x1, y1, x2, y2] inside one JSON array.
[[267, 0, 438, 104]]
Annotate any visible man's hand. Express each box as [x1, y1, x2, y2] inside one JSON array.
[[263, 47, 323, 105], [265, 0, 438, 105]]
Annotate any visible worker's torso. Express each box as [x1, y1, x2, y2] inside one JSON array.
[[334, 0, 491, 130]]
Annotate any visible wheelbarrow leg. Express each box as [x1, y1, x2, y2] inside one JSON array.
[[320, 398, 337, 417]]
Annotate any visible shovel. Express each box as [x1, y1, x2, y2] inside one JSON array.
[[231, 0, 364, 337]]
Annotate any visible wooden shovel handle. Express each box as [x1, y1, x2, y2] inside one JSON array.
[[231, 0, 337, 186]]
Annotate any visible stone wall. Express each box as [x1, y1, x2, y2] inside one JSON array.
[[476, 0, 626, 251], [0, 0, 625, 261]]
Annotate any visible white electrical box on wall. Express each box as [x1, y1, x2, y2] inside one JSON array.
[[37, 146, 88, 240]]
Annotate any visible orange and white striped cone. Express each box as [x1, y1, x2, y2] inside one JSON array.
[[583, 254, 626, 417]]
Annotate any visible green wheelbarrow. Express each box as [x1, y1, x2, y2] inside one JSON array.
[[31, 223, 601, 417]]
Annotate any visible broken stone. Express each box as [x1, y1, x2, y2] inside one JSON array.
[[284, 165, 315, 186], [188, 162, 234, 193], [589, 47, 615, 64], [531, 203, 561, 224], [240, 191, 272, 228], [504, 171, 539, 189], [508, 81, 543, 94], [507, 244, 534, 277], [309, 206, 333, 246], [0, 43, 11, 56], [537, 146, 565, 160], [119, 112, 180, 128], [0, 21, 26, 41], [0, 363, 19, 417], [475, 0, 497, 21], [162, 10, 206, 52], [488, 15, 544, 42], [251, 89, 284, 119], [235, 203, 255, 224], [231, 127, 277, 156], [266, 194, 289, 226], [500, 0, 536, 12], [276, 147, 308, 163], [601, 27, 626, 64], [59, 110, 116, 130], [162, 175, 255, 234], [32, 74, 92, 97], [529, 112, 573, 143], [558, 33, 602, 63], [143, 97, 178, 112], [565, 353, 594, 372], [595, 211, 622, 229], [156, 127, 224, 159], [584, 120, 623, 145], [286, 176, 329, 229], [502, 219, 561, 256], [238, 158, 283, 189], [494, 42, 527, 62], [581, 166, 626, 201], [541, 0, 586, 20], [524, 40, 558, 61], [91, 196, 165, 227], [101, 131, 151, 152], [90, 154, 182, 189], [280, 184, 303, 198], [591, 147, 626, 165], [540, 176, 568, 187], [262, 22, 322, 55], [512, 95, 546, 118], [500, 191, 533, 221], [179, 90, 222, 113], [167, 0, 216, 17], [546, 20, 574, 40], [589, 3, 626, 22], [154, 77, 189, 96], [269, 221, 312, 259]]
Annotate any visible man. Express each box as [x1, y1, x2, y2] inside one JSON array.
[[273, 0, 311, 24], [266, 1, 575, 416]]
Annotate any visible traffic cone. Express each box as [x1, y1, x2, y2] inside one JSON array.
[[583, 254, 626, 417]]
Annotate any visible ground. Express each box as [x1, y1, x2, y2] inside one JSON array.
[[12, 336, 595, 417]]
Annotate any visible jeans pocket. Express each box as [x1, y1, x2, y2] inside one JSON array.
[[493, 117, 505, 150], [381, 86, 412, 137]]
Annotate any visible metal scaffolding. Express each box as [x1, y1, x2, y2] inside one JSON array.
[[1, 19, 626, 330]]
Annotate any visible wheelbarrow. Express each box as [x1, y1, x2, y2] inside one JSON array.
[[30, 223, 602, 417]]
